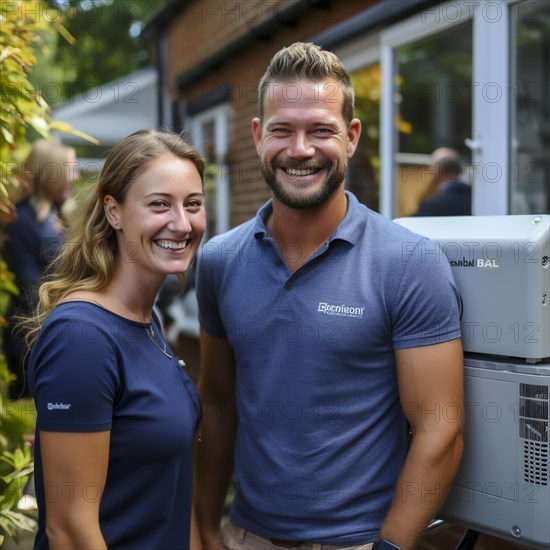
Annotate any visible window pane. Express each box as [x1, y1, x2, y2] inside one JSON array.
[[510, 0, 550, 214], [395, 21, 472, 157], [394, 21, 472, 216]]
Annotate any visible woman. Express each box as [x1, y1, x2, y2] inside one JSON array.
[[3, 139, 79, 399], [23, 130, 205, 549]]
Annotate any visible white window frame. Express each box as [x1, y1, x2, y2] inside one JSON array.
[[470, 1, 511, 215], [379, 0, 513, 218], [188, 103, 231, 235], [335, 33, 380, 73]]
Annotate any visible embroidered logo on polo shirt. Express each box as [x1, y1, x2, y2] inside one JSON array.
[[47, 402, 71, 410], [317, 302, 365, 319]]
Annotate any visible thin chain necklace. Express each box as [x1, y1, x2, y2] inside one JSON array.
[[143, 322, 186, 367], [143, 322, 172, 359]]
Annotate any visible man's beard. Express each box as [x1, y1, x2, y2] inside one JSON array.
[[260, 156, 348, 209]]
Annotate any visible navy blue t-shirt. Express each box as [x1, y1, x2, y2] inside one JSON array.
[[28, 302, 201, 549]]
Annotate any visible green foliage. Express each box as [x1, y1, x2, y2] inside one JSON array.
[[0, 1, 66, 542], [42, 0, 164, 105], [0, 444, 37, 544], [1, 1, 54, 207], [0, 395, 37, 544], [1, 400, 36, 446]]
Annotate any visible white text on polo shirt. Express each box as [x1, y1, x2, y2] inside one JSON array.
[[317, 302, 365, 318]]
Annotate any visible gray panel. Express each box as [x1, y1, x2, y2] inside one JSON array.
[[439, 362, 550, 547], [452, 374, 518, 498], [394, 215, 550, 361]]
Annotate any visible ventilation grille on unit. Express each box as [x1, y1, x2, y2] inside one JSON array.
[[520, 384, 549, 486]]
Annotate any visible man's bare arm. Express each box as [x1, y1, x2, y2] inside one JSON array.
[[194, 329, 238, 549], [378, 338, 464, 549]]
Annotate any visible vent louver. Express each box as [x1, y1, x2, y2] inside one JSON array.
[[520, 384, 549, 486]]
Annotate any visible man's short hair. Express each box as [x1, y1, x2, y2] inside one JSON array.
[[258, 42, 355, 125]]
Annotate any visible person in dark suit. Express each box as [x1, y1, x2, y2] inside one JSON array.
[[415, 147, 471, 216]]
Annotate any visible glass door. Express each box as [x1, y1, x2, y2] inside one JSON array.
[[392, 21, 473, 216]]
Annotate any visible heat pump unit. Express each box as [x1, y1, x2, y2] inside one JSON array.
[[394, 215, 549, 548]]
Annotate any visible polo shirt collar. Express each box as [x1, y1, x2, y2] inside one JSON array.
[[252, 191, 367, 246]]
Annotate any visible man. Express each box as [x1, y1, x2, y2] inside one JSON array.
[[415, 147, 471, 216], [195, 42, 464, 550]]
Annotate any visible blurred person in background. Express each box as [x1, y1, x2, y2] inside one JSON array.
[[3, 139, 79, 399], [20, 130, 205, 549], [415, 147, 471, 216]]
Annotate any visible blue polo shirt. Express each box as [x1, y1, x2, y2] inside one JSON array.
[[197, 192, 461, 544], [28, 302, 201, 549]]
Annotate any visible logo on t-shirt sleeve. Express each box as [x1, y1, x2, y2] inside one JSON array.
[[47, 402, 72, 410]]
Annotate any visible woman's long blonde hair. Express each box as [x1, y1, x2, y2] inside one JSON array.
[[21, 129, 205, 349]]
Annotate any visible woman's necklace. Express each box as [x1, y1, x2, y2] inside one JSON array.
[[143, 322, 171, 358], [143, 322, 186, 367]]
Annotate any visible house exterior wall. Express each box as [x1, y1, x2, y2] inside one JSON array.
[[145, 0, 550, 225], [166, 0, 287, 89]]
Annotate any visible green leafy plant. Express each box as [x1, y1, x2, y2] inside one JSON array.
[[0, 431, 36, 544], [0, 1, 87, 543]]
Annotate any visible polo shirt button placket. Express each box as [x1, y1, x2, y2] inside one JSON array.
[[285, 281, 293, 290]]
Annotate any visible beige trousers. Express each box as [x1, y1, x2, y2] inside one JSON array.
[[221, 521, 374, 550]]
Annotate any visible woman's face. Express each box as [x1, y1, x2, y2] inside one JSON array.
[[105, 155, 206, 282]]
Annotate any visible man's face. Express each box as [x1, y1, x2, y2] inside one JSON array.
[[252, 79, 360, 209]]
